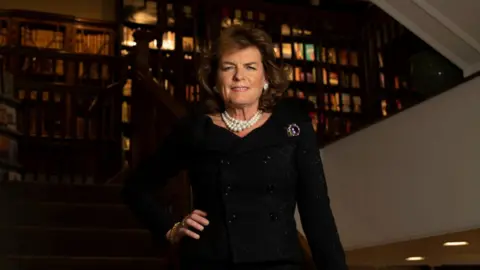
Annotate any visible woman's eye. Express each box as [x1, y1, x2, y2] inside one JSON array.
[[222, 66, 234, 71], [246, 66, 257, 70]]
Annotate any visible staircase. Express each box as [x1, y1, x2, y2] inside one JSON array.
[[0, 182, 170, 270]]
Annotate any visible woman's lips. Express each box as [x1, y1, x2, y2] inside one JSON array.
[[231, 86, 249, 92]]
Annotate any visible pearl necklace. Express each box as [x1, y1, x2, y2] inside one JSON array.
[[221, 110, 263, 133]]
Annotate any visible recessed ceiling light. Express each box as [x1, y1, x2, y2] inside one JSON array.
[[405, 256, 425, 261], [443, 241, 469, 246]]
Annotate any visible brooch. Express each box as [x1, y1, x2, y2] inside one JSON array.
[[286, 123, 301, 137]]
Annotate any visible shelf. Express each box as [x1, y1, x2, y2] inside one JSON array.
[[14, 80, 108, 95], [19, 136, 119, 147], [0, 126, 21, 138], [0, 158, 22, 171], [0, 10, 116, 56], [0, 94, 19, 107]]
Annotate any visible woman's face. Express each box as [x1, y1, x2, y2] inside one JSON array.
[[216, 46, 266, 109]]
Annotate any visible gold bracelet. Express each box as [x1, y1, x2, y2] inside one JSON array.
[[168, 222, 182, 243]]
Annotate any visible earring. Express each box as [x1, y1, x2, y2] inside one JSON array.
[[263, 83, 269, 92]]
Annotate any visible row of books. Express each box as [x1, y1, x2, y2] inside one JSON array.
[[0, 168, 21, 182], [0, 70, 18, 131], [0, 135, 18, 163], [0, 61, 21, 182]]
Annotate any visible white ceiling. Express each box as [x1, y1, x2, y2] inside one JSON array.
[[370, 0, 480, 77]]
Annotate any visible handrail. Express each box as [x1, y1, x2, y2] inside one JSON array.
[[103, 27, 188, 185], [0, 46, 120, 62], [131, 29, 186, 119]]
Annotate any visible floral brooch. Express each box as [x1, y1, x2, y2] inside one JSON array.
[[286, 123, 301, 137]]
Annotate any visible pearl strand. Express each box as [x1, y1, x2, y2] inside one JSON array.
[[221, 110, 263, 133]]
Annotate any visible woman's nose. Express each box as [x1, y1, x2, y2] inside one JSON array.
[[233, 68, 245, 81]]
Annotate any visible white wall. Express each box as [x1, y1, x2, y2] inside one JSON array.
[[296, 77, 480, 250], [0, 0, 115, 21]]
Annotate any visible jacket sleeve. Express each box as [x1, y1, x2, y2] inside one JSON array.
[[122, 117, 190, 246], [295, 117, 348, 270]]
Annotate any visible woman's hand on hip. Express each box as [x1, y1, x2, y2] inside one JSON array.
[[166, 209, 209, 244]]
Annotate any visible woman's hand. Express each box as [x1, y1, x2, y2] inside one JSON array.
[[166, 209, 209, 244]]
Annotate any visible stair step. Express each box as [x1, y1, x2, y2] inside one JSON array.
[[0, 226, 166, 257], [0, 182, 124, 204], [0, 202, 141, 229], [0, 255, 169, 270]]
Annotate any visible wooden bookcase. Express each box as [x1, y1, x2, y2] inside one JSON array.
[[0, 10, 116, 54], [364, 13, 409, 119], [0, 10, 124, 184], [361, 7, 438, 121], [263, 7, 366, 144]]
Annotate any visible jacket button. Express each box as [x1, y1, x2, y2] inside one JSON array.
[[269, 213, 278, 221], [228, 213, 237, 223], [220, 159, 230, 164], [263, 155, 272, 164], [225, 185, 232, 195], [266, 184, 275, 194]]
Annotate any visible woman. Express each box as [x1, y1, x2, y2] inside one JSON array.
[[122, 25, 347, 270]]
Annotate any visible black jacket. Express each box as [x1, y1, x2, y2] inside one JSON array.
[[122, 99, 347, 270]]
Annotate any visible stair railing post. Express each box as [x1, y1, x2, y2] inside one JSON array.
[[130, 30, 159, 169]]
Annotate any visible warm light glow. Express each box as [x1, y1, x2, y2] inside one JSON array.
[[405, 256, 425, 261], [381, 100, 388, 117], [132, 11, 157, 25], [443, 241, 469, 246], [161, 31, 175, 51], [122, 40, 136, 47], [149, 40, 158, 49]]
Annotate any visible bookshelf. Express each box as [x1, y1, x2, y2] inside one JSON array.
[[362, 10, 425, 120], [119, 0, 202, 166], [0, 18, 7, 46], [0, 10, 123, 184], [0, 55, 22, 182], [267, 12, 365, 143], [0, 10, 116, 54], [369, 19, 408, 118]]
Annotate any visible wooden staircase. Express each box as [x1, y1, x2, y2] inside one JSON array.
[[0, 182, 171, 270]]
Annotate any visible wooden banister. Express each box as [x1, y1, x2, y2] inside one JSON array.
[[132, 29, 186, 119]]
